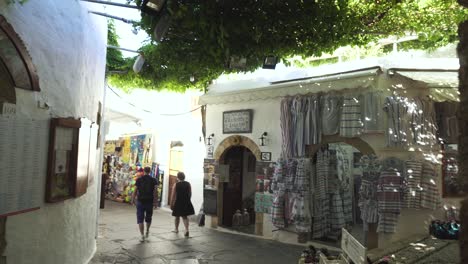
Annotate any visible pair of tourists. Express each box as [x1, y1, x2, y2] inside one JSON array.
[[131, 168, 194, 242]]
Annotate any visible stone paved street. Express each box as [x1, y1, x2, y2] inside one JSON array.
[[90, 201, 304, 264]]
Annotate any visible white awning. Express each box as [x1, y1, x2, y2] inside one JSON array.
[[199, 67, 381, 105]]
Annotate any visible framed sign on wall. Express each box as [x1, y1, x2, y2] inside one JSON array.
[[222, 109, 253, 134], [45, 118, 81, 203]]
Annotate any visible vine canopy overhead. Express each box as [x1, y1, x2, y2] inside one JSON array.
[[107, 0, 467, 92]]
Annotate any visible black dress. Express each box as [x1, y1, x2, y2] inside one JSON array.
[[172, 181, 195, 217]]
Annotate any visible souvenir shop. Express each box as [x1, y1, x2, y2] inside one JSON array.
[[200, 62, 462, 250], [103, 134, 164, 206]]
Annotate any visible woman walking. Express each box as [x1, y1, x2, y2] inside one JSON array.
[[170, 172, 195, 237]]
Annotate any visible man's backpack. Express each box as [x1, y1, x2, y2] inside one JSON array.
[[138, 176, 156, 202]]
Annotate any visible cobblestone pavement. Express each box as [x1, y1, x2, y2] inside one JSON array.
[[89, 201, 304, 264]]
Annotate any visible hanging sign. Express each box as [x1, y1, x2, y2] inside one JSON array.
[[223, 109, 253, 134]]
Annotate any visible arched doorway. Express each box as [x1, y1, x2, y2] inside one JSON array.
[[219, 146, 257, 229]]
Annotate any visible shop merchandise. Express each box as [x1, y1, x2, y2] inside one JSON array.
[[321, 94, 343, 136], [281, 95, 322, 158], [435, 101, 459, 144], [383, 96, 410, 147], [404, 160, 423, 209], [359, 155, 380, 230], [271, 189, 286, 228], [304, 95, 322, 151], [420, 162, 441, 210], [377, 168, 404, 233], [340, 95, 363, 137], [429, 220, 460, 240], [280, 98, 293, 159], [361, 91, 385, 133]]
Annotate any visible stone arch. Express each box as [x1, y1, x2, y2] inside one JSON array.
[[214, 135, 261, 161], [0, 15, 40, 96], [308, 134, 375, 157]]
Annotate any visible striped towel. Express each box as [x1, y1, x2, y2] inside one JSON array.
[[377, 213, 399, 233], [377, 169, 403, 213], [405, 160, 423, 209], [340, 95, 363, 137], [420, 162, 440, 210], [271, 191, 286, 228], [280, 98, 293, 159], [321, 94, 342, 135]]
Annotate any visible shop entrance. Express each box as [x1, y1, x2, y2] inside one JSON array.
[[221, 146, 256, 230], [168, 145, 184, 206]]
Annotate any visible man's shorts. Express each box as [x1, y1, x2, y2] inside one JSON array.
[[136, 201, 153, 224]]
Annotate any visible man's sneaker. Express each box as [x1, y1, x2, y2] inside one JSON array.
[[139, 235, 145, 242], [145, 231, 149, 238]]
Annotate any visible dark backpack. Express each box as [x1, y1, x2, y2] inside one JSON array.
[[138, 176, 156, 202]]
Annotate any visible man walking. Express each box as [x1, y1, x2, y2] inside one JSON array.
[[132, 166, 158, 242]]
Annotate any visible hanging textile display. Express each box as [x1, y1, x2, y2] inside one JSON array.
[[321, 94, 343, 136], [292, 96, 305, 157], [329, 190, 346, 240], [280, 95, 321, 158], [377, 168, 404, 233], [435, 101, 459, 144], [271, 189, 286, 228], [420, 162, 441, 210], [280, 98, 293, 159], [361, 91, 385, 133], [410, 97, 438, 147], [358, 154, 380, 230], [270, 158, 312, 232], [332, 144, 353, 224], [304, 95, 321, 147], [404, 160, 423, 209], [340, 95, 363, 137], [383, 96, 410, 147]]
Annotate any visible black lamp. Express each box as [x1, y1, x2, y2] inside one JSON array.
[[207, 133, 215, 146], [262, 56, 278, 69], [141, 0, 166, 15], [259, 132, 267, 146]]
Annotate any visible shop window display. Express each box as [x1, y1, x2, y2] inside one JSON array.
[[270, 143, 365, 244], [102, 135, 158, 204]]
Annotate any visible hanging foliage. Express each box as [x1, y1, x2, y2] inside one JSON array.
[[107, 0, 468, 92]]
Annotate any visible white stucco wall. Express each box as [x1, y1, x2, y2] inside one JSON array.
[[1, 1, 107, 263], [206, 98, 282, 160]]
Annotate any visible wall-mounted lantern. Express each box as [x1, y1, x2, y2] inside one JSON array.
[[207, 133, 215, 146], [141, 0, 166, 15], [259, 132, 268, 146], [262, 56, 278, 69]]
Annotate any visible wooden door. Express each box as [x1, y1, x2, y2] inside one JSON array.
[[222, 147, 244, 226], [168, 175, 178, 206], [168, 147, 183, 206]]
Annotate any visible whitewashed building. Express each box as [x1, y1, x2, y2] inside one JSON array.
[[0, 1, 107, 263]]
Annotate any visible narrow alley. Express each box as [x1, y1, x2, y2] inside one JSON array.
[[90, 201, 304, 264]]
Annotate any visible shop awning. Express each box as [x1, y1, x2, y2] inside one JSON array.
[[199, 66, 381, 105], [388, 68, 459, 102]]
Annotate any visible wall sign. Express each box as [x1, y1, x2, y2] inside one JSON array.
[[0, 116, 48, 217], [261, 152, 271, 161], [223, 109, 253, 134], [46, 118, 81, 203]]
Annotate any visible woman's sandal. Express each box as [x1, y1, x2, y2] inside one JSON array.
[[171, 230, 179, 233], [184, 231, 189, 237]]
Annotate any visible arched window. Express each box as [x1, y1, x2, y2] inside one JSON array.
[[0, 15, 40, 104]]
